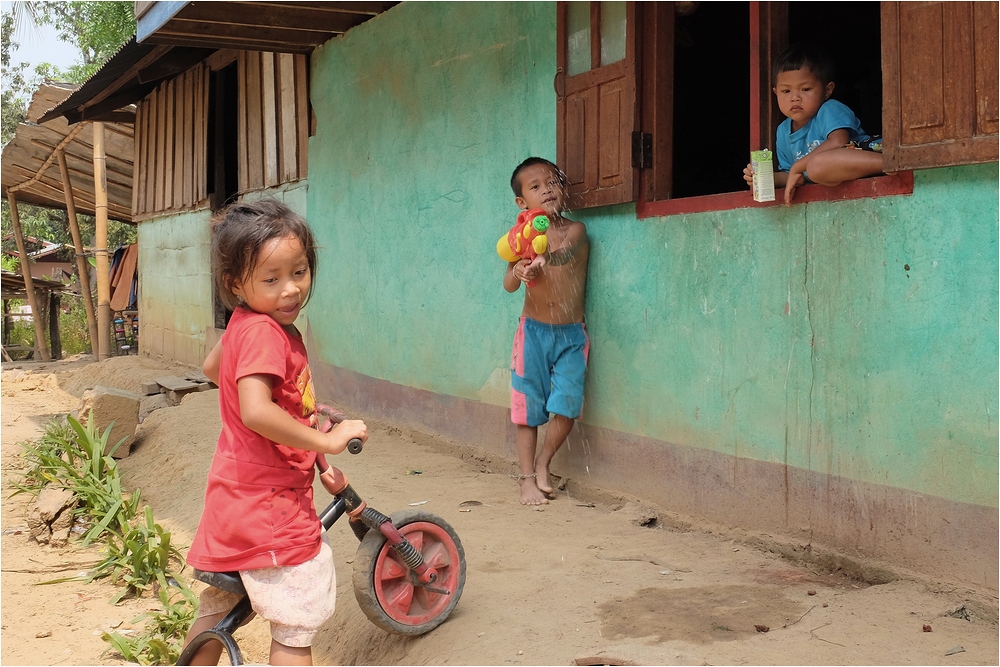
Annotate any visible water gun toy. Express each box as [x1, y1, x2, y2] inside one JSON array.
[[497, 208, 550, 287]]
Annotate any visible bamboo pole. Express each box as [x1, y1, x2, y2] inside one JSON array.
[[5, 189, 51, 361], [56, 149, 99, 356], [92, 122, 111, 360]]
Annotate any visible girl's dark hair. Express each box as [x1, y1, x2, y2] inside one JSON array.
[[211, 198, 318, 311], [773, 43, 836, 87], [510, 157, 567, 197]]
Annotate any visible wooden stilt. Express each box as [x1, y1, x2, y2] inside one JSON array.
[[57, 149, 99, 356], [5, 189, 51, 361], [92, 122, 111, 361], [49, 292, 61, 360]]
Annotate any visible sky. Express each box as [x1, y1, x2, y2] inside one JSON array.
[[2, 2, 82, 72]]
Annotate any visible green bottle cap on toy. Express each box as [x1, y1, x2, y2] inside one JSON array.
[[532, 215, 550, 232]]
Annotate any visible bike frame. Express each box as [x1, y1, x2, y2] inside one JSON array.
[[175, 406, 452, 666]]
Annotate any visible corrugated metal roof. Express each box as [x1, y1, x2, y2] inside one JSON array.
[[36, 37, 213, 125]]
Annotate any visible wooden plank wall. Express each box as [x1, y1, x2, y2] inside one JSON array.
[[133, 64, 209, 219], [131, 51, 308, 220], [239, 51, 310, 193]]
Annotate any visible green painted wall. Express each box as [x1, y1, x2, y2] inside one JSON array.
[[137, 209, 214, 365], [307, 2, 554, 406], [137, 183, 310, 364], [306, 3, 997, 511], [577, 165, 998, 508]]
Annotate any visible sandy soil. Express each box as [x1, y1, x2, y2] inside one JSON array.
[[2, 355, 997, 666]]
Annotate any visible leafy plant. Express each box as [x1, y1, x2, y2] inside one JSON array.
[[102, 575, 198, 665], [14, 415, 132, 544], [16, 413, 197, 662], [11, 419, 79, 493], [95, 505, 183, 602], [58, 295, 92, 355]]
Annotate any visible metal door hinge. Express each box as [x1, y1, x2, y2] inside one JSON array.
[[632, 131, 652, 169]]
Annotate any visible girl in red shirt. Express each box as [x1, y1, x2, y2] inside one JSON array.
[[182, 199, 367, 666]]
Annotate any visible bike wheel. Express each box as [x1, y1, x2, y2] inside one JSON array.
[[175, 629, 243, 665], [353, 509, 466, 635]]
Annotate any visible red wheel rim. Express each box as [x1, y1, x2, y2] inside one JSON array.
[[372, 521, 461, 626]]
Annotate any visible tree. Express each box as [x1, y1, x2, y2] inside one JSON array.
[[2, 10, 34, 145], [2, 2, 137, 252], [34, 1, 135, 81]]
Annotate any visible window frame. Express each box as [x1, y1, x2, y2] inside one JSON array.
[[880, 1, 999, 172], [557, 1, 920, 219], [556, 1, 639, 209]]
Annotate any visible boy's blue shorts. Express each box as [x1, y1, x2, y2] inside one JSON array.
[[510, 317, 589, 427]]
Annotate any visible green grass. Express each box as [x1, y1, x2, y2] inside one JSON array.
[[13, 415, 197, 664], [102, 575, 198, 665]]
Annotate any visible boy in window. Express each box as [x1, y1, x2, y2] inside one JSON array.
[[744, 43, 885, 205]]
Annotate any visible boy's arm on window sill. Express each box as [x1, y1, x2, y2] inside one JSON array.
[[636, 172, 914, 218]]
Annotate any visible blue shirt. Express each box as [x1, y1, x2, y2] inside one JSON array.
[[776, 99, 869, 171]]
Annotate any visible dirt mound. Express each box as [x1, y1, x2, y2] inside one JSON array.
[[3, 355, 998, 666], [54, 354, 199, 397]]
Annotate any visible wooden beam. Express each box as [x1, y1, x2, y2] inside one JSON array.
[[57, 148, 99, 356], [48, 291, 61, 360], [28, 137, 134, 176], [262, 51, 279, 186], [6, 163, 134, 216], [172, 3, 376, 32], [7, 124, 85, 195], [295, 53, 309, 177], [142, 33, 316, 54], [5, 189, 51, 361], [92, 122, 111, 361]]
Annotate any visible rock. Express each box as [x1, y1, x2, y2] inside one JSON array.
[[154, 375, 200, 391], [139, 381, 162, 396], [78, 385, 141, 458], [139, 393, 170, 423], [35, 487, 75, 523], [27, 487, 76, 545], [48, 501, 75, 547]]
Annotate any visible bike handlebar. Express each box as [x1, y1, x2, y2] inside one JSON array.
[[317, 404, 363, 454]]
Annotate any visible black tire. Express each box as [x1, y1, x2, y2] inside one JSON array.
[[353, 510, 466, 635], [175, 629, 243, 665]]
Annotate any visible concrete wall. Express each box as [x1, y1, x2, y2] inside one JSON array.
[[137, 209, 214, 365], [299, 2, 997, 587], [138, 183, 309, 364]]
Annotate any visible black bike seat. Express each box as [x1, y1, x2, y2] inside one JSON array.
[[192, 569, 247, 596]]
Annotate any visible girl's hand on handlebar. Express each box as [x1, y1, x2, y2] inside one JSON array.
[[327, 419, 368, 455]]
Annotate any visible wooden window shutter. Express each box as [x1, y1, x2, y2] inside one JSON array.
[[881, 1, 999, 172], [557, 1, 638, 209]]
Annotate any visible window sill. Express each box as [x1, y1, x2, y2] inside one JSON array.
[[636, 172, 914, 219]]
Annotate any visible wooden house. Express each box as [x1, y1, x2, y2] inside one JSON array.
[[39, 1, 999, 590]]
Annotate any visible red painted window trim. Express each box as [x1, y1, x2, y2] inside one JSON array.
[[635, 3, 914, 220], [636, 172, 915, 219]]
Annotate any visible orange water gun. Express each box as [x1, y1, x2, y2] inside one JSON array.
[[496, 208, 550, 287]]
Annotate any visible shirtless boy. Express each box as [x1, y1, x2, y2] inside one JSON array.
[[502, 157, 590, 506]]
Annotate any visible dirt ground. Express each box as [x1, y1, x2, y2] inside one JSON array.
[[1, 355, 997, 666]]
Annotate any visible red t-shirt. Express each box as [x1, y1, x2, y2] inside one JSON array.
[[187, 307, 322, 572]]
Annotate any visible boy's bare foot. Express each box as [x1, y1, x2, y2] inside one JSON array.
[[518, 474, 549, 505], [535, 462, 555, 498]]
